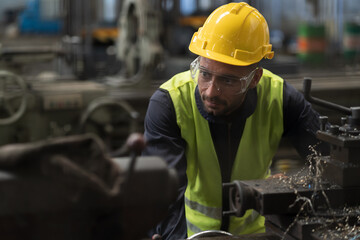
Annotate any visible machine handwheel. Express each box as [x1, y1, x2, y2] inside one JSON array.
[[0, 70, 27, 125], [80, 97, 139, 157]]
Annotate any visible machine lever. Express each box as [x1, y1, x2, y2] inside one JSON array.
[[125, 133, 146, 183], [303, 78, 352, 115]]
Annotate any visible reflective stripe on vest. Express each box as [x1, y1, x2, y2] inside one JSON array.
[[160, 69, 284, 237], [185, 196, 222, 220]]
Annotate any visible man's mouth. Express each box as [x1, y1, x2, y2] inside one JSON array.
[[203, 96, 225, 108], [205, 100, 221, 108]]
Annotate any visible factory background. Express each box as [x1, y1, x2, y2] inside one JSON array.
[[1, 0, 360, 60], [0, 0, 358, 151], [0, 0, 359, 239]]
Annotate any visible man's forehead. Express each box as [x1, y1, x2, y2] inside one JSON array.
[[199, 57, 251, 76]]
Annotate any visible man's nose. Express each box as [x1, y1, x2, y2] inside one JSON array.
[[206, 78, 221, 97]]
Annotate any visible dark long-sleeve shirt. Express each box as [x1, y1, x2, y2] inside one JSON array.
[[143, 75, 329, 240]]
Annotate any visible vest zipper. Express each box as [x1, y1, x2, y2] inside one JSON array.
[[221, 122, 232, 231], [227, 122, 232, 177]]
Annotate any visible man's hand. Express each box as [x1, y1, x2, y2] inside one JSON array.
[[152, 234, 162, 240], [267, 173, 288, 180]]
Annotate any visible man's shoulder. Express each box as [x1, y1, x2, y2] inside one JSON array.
[[150, 88, 170, 102], [261, 68, 284, 82], [259, 68, 284, 91], [160, 70, 193, 91]]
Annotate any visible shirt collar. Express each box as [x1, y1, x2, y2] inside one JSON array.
[[195, 86, 257, 124]]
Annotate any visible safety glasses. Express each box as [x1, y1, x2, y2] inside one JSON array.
[[190, 57, 257, 95]]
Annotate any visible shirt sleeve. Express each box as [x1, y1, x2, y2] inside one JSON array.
[[142, 89, 188, 240], [143, 88, 187, 185], [282, 81, 330, 159]]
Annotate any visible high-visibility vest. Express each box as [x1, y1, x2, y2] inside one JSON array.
[[160, 69, 284, 237]]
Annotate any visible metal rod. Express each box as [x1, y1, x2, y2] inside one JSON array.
[[303, 78, 352, 115]]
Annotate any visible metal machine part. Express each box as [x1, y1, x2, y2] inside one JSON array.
[[303, 78, 360, 188], [222, 78, 360, 240], [224, 176, 360, 216], [0, 71, 27, 125]]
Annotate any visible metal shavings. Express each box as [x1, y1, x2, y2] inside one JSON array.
[[279, 143, 360, 240]]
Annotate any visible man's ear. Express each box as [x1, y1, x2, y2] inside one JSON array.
[[248, 67, 263, 89]]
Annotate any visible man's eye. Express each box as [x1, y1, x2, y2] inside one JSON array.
[[200, 70, 211, 79], [219, 77, 235, 85]]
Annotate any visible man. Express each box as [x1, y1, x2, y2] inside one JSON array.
[[143, 2, 329, 240]]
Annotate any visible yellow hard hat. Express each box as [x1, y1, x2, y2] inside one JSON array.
[[189, 2, 274, 66]]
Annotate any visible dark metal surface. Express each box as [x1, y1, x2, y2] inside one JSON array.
[[226, 177, 360, 216], [317, 131, 360, 187]]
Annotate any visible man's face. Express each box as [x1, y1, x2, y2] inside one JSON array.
[[198, 57, 258, 116]]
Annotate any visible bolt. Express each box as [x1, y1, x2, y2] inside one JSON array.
[[329, 125, 340, 135], [319, 116, 328, 131]]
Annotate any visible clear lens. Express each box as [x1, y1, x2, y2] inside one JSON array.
[[190, 57, 200, 81], [189, 57, 257, 95]]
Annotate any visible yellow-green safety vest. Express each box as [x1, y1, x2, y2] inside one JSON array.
[[160, 69, 284, 237]]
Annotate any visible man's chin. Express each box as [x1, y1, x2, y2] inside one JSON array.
[[205, 106, 223, 116]]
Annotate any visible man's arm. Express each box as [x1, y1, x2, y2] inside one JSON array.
[[143, 89, 188, 240], [143, 89, 187, 185], [282, 81, 330, 159]]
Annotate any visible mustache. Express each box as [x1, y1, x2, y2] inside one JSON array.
[[201, 95, 226, 105]]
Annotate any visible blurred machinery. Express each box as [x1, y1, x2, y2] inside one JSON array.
[[0, 133, 178, 240], [61, 0, 122, 80], [0, 68, 142, 157], [0, 0, 358, 163], [61, 0, 236, 81], [0, 0, 179, 235], [0, 1, 139, 154], [115, 0, 242, 82], [0, 0, 237, 152]]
